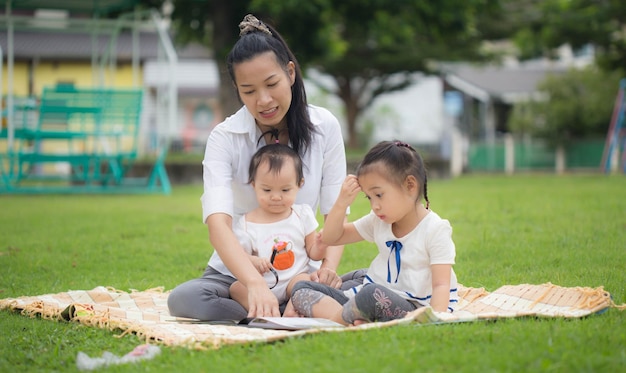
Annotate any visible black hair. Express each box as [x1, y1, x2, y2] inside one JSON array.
[[227, 14, 314, 156], [248, 143, 304, 186], [356, 140, 429, 208]]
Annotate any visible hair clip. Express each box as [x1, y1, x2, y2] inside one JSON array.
[[239, 14, 272, 36], [394, 141, 412, 149]]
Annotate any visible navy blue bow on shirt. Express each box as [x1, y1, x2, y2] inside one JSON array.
[[385, 240, 403, 283]]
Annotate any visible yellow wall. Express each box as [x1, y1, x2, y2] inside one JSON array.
[[2, 61, 143, 97], [1, 64, 29, 97]]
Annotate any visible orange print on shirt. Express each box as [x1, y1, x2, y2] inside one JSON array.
[[270, 239, 294, 270]]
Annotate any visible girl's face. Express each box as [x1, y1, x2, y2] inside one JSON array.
[[252, 158, 302, 216], [234, 51, 296, 129], [358, 169, 417, 225]]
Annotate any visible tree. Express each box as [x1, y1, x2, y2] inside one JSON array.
[[509, 67, 622, 148], [169, 0, 253, 117], [503, 0, 626, 73], [488, 1, 625, 147], [145, 1, 502, 148], [249, 0, 501, 148], [137, 0, 250, 117]]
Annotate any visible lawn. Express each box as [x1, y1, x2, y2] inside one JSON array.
[[1, 174, 625, 372]]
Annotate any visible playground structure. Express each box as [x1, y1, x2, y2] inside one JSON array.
[[601, 78, 626, 174], [0, 1, 176, 194], [1, 85, 170, 193]]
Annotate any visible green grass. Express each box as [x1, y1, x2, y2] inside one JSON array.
[[1, 174, 625, 372]]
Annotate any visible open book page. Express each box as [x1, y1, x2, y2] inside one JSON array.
[[169, 316, 344, 330], [239, 317, 344, 330]]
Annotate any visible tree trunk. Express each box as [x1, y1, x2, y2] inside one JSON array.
[[337, 77, 360, 149], [212, 2, 242, 120]]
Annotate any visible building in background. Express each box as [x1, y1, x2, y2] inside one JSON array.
[[1, 5, 220, 156]]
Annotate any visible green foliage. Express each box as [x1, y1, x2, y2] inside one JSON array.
[[501, 0, 626, 72], [154, 1, 509, 148], [1, 175, 625, 372], [475, 0, 544, 41], [257, 0, 491, 71], [509, 67, 622, 147], [245, 0, 502, 148]]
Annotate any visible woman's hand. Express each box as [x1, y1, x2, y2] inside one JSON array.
[[206, 214, 280, 317], [246, 281, 281, 318]]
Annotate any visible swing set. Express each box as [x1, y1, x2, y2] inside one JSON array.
[[602, 78, 626, 174]]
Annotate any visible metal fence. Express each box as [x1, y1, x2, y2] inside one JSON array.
[[468, 137, 605, 173]]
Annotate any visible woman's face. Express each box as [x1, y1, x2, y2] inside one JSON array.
[[234, 51, 295, 129]]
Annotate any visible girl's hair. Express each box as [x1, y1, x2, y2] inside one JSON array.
[[356, 140, 429, 208], [227, 14, 314, 156], [248, 144, 304, 185]]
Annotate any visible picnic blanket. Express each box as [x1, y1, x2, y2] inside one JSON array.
[[0, 283, 621, 350]]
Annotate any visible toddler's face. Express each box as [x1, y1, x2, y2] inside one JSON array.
[[252, 158, 301, 215]]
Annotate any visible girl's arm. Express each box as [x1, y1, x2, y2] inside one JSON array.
[[322, 221, 363, 246], [207, 213, 280, 317], [429, 264, 452, 312], [322, 175, 364, 245], [248, 254, 272, 274], [304, 230, 327, 261], [309, 223, 343, 288]]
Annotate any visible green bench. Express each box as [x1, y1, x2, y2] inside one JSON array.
[[0, 86, 170, 194]]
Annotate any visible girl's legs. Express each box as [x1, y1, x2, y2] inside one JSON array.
[[167, 266, 247, 321], [339, 268, 367, 290], [168, 267, 368, 321], [291, 281, 350, 324], [283, 273, 317, 317], [342, 283, 418, 324]]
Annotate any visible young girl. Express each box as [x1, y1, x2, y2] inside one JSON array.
[[291, 140, 459, 325], [229, 144, 327, 316]]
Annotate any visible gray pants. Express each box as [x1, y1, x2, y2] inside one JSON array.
[[167, 266, 367, 321], [291, 281, 418, 324]]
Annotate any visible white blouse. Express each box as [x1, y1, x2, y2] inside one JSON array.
[[201, 104, 347, 274]]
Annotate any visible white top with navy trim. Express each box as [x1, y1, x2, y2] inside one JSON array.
[[348, 210, 459, 311]]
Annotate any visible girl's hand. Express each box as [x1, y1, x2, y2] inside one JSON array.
[[337, 174, 361, 207], [249, 256, 272, 274], [310, 267, 342, 289]]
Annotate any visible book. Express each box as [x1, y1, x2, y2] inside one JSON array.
[[170, 316, 344, 330], [239, 317, 344, 330]]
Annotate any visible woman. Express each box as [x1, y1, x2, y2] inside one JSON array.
[[167, 14, 364, 321]]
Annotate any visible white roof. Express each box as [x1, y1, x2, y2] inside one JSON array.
[[144, 59, 219, 93]]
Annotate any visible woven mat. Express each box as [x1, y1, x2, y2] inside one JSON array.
[[0, 283, 620, 350]]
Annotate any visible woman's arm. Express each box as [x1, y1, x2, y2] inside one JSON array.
[[207, 213, 280, 317]]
